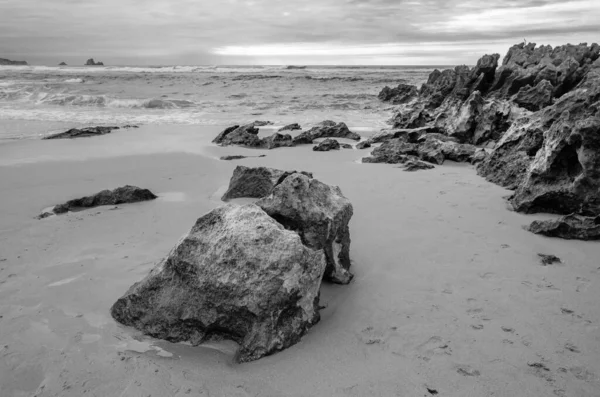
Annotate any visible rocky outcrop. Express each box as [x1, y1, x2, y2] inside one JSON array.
[[356, 141, 371, 149], [41, 186, 156, 216], [221, 166, 312, 201], [85, 58, 104, 66], [0, 58, 28, 65], [252, 120, 273, 126], [278, 123, 301, 132], [313, 139, 340, 152], [378, 42, 600, 227], [256, 173, 354, 284], [43, 126, 120, 139], [378, 83, 418, 104], [292, 131, 314, 145], [111, 204, 327, 363], [367, 126, 439, 144], [480, 57, 600, 215], [58, 62, 67, 66], [528, 214, 600, 240]]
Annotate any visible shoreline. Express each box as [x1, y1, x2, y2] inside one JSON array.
[[0, 123, 598, 396]]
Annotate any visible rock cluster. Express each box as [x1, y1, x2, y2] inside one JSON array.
[[111, 168, 355, 362], [213, 121, 361, 149], [85, 58, 104, 66], [313, 138, 340, 152], [528, 214, 600, 240], [221, 166, 312, 201], [39, 185, 157, 218]]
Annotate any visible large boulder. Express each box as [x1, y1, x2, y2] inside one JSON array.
[[85, 58, 104, 66], [528, 214, 600, 240], [110, 204, 327, 362], [48, 185, 157, 215], [292, 131, 314, 145], [256, 173, 354, 284], [221, 166, 312, 201], [362, 139, 419, 164], [313, 139, 340, 152], [43, 126, 120, 139]]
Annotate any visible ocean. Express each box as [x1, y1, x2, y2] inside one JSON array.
[[0, 65, 436, 140]]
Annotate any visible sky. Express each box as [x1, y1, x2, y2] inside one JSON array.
[[0, 0, 598, 65]]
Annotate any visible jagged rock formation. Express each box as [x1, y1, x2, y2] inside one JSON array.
[[111, 204, 327, 362], [221, 166, 312, 201], [0, 58, 28, 65], [43, 126, 120, 139], [356, 141, 371, 149], [40, 186, 156, 217], [402, 159, 435, 172], [58, 62, 67, 66], [313, 139, 340, 151], [85, 58, 104, 66], [378, 42, 600, 234], [256, 173, 354, 284], [213, 124, 261, 147], [291, 121, 360, 145], [528, 214, 600, 240], [220, 155, 266, 161], [262, 133, 294, 149]]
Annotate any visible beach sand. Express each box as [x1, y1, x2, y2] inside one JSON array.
[[0, 124, 599, 396]]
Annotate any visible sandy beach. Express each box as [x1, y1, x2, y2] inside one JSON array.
[[0, 124, 598, 396]]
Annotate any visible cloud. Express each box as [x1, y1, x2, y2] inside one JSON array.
[[0, 0, 598, 65]]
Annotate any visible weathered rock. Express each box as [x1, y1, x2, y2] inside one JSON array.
[[340, 143, 353, 149], [435, 91, 484, 142], [402, 159, 435, 172], [0, 58, 28, 65], [58, 62, 67, 66], [212, 124, 261, 147], [367, 126, 439, 144], [292, 131, 314, 145], [528, 214, 600, 240], [416, 137, 445, 165], [509, 61, 600, 215], [43, 126, 120, 139], [362, 139, 419, 164], [256, 173, 354, 284], [220, 155, 267, 161], [356, 141, 371, 149], [85, 58, 104, 66], [110, 204, 327, 362], [262, 133, 294, 149], [537, 253, 562, 265], [513, 80, 554, 111], [439, 140, 477, 163], [252, 120, 273, 126], [221, 166, 312, 201], [313, 139, 340, 152], [304, 121, 361, 141], [378, 83, 418, 104], [50, 185, 157, 214], [278, 123, 301, 132], [470, 149, 488, 164]]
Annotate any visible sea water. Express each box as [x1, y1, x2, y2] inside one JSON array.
[[0, 64, 438, 140]]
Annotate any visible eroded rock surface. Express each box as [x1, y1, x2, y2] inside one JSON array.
[[378, 83, 418, 104], [302, 121, 361, 141], [528, 214, 600, 240], [47, 185, 157, 215], [257, 173, 354, 284], [278, 123, 301, 132], [313, 139, 340, 152], [44, 126, 120, 139], [110, 204, 327, 362]]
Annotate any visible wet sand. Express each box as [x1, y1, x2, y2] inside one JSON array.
[[0, 124, 599, 397]]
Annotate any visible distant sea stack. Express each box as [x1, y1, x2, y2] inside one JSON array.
[[59, 62, 67, 66], [85, 58, 104, 66], [0, 58, 28, 65]]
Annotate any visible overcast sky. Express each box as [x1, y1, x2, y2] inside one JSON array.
[[0, 0, 598, 65]]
